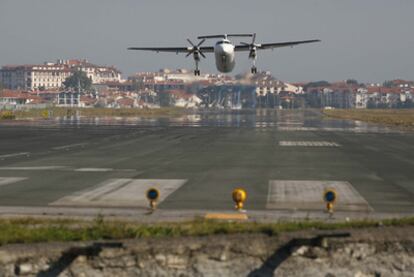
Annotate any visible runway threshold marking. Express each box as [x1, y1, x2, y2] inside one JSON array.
[[266, 180, 373, 212], [279, 141, 341, 147], [50, 179, 186, 208], [0, 177, 27, 187], [0, 152, 30, 159]]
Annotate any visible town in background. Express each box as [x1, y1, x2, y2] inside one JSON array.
[[1, 59, 413, 110]]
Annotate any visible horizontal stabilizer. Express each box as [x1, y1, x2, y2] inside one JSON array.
[[198, 34, 253, 40]]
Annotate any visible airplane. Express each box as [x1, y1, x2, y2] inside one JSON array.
[[128, 33, 320, 76]]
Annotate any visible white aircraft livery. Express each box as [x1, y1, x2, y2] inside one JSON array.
[[128, 33, 320, 76]]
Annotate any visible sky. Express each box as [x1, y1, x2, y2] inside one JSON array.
[[0, 0, 413, 83]]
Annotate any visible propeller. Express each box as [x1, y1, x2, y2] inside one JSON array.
[[185, 38, 206, 59], [240, 33, 261, 58]]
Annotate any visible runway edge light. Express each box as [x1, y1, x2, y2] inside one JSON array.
[[323, 188, 337, 214], [232, 188, 247, 212], [146, 187, 160, 211]]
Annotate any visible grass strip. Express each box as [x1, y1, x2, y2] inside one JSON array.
[[0, 217, 413, 245], [12, 107, 188, 119], [323, 109, 414, 128]]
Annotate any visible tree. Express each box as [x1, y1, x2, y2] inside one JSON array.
[[383, 80, 394, 88], [159, 92, 175, 107], [63, 70, 92, 91], [346, 79, 359, 85], [304, 81, 331, 91]]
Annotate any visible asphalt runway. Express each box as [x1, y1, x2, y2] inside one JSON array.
[[0, 110, 413, 218]]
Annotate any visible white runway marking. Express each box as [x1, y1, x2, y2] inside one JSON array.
[[0, 152, 30, 159], [0, 166, 68, 171], [0, 166, 138, 172], [50, 179, 186, 208], [0, 177, 27, 187], [266, 180, 372, 212], [279, 141, 341, 147], [53, 143, 88, 150], [75, 168, 114, 172]]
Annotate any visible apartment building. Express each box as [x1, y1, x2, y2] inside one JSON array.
[[0, 59, 122, 91]]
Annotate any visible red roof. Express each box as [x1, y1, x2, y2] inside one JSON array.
[[80, 96, 96, 105], [367, 87, 402, 94], [0, 90, 30, 99], [116, 97, 134, 106]]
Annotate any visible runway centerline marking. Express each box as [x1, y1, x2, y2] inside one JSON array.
[[50, 179, 186, 208], [0, 166, 138, 172], [266, 180, 373, 212], [279, 141, 341, 147], [0, 152, 30, 159], [0, 177, 27, 187], [74, 168, 114, 172], [52, 143, 88, 150], [0, 166, 69, 171]]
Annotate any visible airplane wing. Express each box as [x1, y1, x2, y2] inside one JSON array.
[[127, 46, 215, 53], [234, 39, 320, 51]]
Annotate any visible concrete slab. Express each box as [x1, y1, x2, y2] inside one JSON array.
[[0, 110, 413, 213], [50, 179, 186, 208], [266, 180, 373, 212]]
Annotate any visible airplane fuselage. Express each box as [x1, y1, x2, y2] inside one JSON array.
[[214, 39, 236, 73]]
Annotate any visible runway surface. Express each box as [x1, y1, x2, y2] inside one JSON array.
[[0, 110, 413, 217]]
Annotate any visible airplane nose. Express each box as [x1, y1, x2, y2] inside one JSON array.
[[217, 44, 226, 54], [217, 44, 233, 55]]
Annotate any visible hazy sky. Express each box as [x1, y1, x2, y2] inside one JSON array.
[[1, 0, 413, 82]]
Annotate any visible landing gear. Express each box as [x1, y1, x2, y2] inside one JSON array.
[[250, 53, 258, 74], [194, 59, 201, 76], [186, 38, 206, 77]]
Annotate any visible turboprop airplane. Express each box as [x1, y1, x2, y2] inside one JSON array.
[[128, 33, 320, 76]]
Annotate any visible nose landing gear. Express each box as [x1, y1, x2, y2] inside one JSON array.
[[251, 66, 257, 74]]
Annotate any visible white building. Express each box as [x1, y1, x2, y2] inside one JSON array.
[[1, 59, 122, 91], [355, 88, 368, 108]]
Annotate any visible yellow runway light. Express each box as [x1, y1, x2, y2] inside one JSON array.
[[232, 188, 247, 211]]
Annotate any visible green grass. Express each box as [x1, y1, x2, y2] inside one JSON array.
[[0, 217, 413, 245], [0, 110, 16, 120], [323, 109, 414, 128], [13, 107, 188, 119]]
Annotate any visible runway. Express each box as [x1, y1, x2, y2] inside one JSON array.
[[0, 110, 413, 218]]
